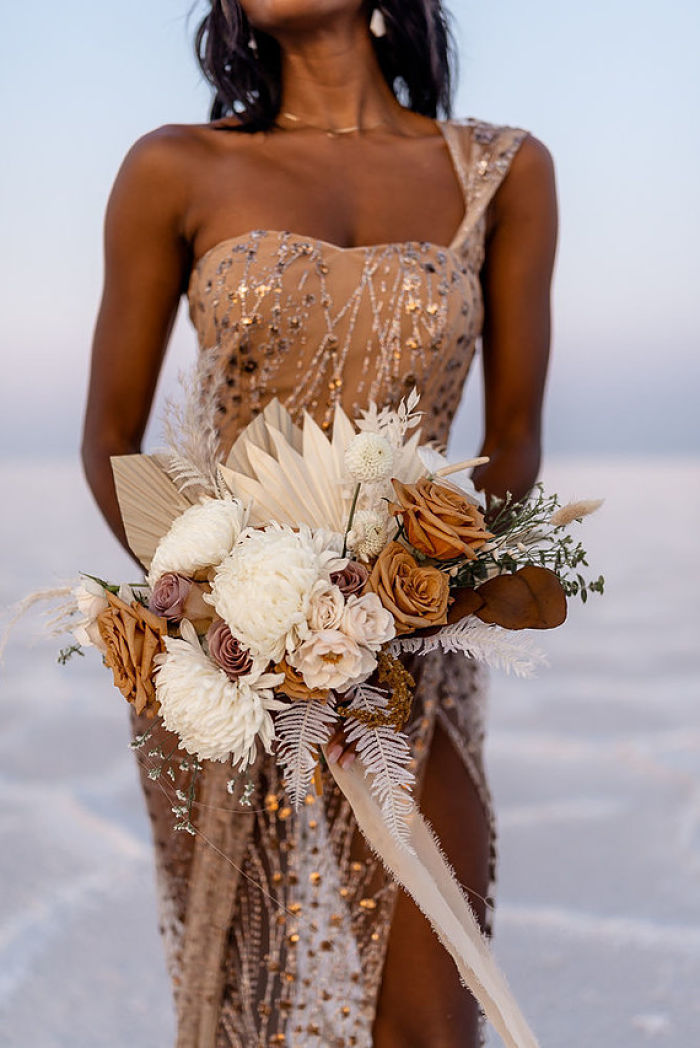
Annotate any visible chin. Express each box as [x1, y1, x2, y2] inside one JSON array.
[[243, 0, 363, 33]]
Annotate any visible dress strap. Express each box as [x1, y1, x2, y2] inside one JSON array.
[[443, 118, 530, 253]]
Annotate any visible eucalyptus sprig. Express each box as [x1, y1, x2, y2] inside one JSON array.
[[446, 484, 604, 604]]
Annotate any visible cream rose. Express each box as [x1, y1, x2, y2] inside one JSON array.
[[307, 581, 345, 631], [341, 592, 395, 651], [72, 577, 109, 650], [290, 629, 376, 692]]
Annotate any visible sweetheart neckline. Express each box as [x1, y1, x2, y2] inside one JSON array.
[[186, 118, 475, 299], [186, 230, 469, 299]]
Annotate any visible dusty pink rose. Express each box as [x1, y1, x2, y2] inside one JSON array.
[[206, 619, 254, 680], [330, 561, 369, 599], [149, 572, 192, 620]]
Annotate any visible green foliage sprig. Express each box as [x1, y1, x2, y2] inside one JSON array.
[[445, 484, 605, 604]]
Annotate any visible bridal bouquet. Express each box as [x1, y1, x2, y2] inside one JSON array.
[[54, 370, 602, 848]]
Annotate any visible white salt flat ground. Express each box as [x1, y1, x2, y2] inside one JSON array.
[[0, 457, 698, 1048]]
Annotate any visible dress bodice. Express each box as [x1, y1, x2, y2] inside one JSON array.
[[186, 117, 528, 453]]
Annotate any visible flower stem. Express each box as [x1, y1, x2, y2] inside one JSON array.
[[342, 483, 361, 557]]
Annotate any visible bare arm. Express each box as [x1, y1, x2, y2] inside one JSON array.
[[471, 134, 558, 505], [81, 127, 192, 560]]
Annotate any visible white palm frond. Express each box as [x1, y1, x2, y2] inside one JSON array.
[[217, 397, 429, 530], [225, 397, 303, 473], [161, 346, 223, 495], [219, 406, 354, 529], [387, 618, 547, 678], [111, 454, 195, 570], [275, 695, 338, 808], [343, 683, 416, 851]]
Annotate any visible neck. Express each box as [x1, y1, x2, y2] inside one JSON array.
[[272, 12, 404, 131]]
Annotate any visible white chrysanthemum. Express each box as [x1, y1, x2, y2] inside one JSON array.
[[290, 628, 376, 692], [346, 509, 390, 562], [208, 522, 338, 663], [72, 576, 109, 650], [307, 581, 345, 631], [147, 497, 248, 587], [308, 528, 348, 574], [155, 621, 285, 767], [344, 431, 394, 482], [341, 592, 396, 650]]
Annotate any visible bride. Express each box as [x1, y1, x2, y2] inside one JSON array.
[[81, 1, 557, 1045]]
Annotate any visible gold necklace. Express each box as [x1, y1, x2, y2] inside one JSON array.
[[277, 110, 387, 137]]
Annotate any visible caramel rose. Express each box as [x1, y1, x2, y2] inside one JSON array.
[[363, 541, 451, 635], [273, 657, 331, 703], [330, 560, 369, 599], [149, 572, 191, 620], [388, 477, 493, 562], [206, 619, 254, 680], [96, 592, 167, 717]]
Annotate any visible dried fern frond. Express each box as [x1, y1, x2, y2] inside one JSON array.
[[275, 696, 338, 808], [343, 683, 415, 851], [387, 618, 546, 678]]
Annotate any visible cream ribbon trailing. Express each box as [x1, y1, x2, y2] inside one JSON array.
[[326, 749, 540, 1048]]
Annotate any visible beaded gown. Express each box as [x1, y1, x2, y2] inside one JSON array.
[[132, 116, 528, 1048]]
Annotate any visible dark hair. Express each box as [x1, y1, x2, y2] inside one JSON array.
[[195, 1, 457, 132]]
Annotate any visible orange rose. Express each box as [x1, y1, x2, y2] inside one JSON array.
[[97, 592, 167, 717], [363, 541, 450, 635], [273, 657, 331, 703], [388, 477, 493, 561]]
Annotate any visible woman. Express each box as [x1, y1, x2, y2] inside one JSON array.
[[81, 1, 557, 1045]]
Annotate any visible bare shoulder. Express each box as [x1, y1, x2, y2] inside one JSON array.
[[108, 120, 248, 236], [114, 123, 213, 192], [499, 132, 556, 205], [489, 131, 557, 234], [114, 118, 247, 191], [510, 132, 555, 182]]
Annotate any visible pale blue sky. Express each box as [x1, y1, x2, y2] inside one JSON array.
[[0, 0, 698, 458]]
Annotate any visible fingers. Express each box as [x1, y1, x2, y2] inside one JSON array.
[[325, 725, 357, 769], [327, 725, 346, 749]]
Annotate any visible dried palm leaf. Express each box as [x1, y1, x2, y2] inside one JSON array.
[[111, 454, 196, 569]]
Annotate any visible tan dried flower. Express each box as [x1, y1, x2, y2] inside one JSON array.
[[363, 541, 450, 635], [273, 657, 331, 703], [549, 498, 604, 528], [97, 592, 167, 717], [388, 478, 493, 561]]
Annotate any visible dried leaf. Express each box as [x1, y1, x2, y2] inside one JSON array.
[[471, 565, 567, 630]]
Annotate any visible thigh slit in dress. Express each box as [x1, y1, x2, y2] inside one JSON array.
[[132, 116, 528, 1048]]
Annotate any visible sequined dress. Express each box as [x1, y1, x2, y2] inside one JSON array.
[[132, 116, 528, 1048]]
